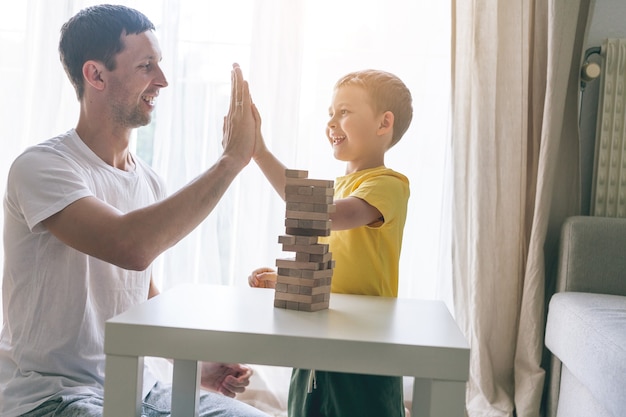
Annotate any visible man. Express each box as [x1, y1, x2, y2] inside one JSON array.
[[0, 4, 267, 417]]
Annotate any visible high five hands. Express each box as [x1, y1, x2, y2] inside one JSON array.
[[222, 63, 256, 168]]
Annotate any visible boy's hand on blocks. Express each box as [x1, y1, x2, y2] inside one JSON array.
[[248, 267, 277, 288]]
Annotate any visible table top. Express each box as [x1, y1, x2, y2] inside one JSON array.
[[105, 284, 469, 380]]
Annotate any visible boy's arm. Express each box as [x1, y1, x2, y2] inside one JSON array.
[[249, 105, 383, 229], [253, 142, 383, 229], [251, 104, 287, 200], [331, 197, 382, 231]]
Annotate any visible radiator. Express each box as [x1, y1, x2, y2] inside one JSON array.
[[591, 38, 626, 218]]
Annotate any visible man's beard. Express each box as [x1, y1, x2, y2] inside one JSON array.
[[113, 103, 151, 128]]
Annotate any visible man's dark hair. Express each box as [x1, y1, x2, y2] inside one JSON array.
[[59, 4, 155, 99]]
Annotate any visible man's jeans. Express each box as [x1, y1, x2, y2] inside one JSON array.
[[20, 381, 268, 417]]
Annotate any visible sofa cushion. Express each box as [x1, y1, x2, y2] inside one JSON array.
[[555, 365, 613, 417], [545, 292, 626, 417]]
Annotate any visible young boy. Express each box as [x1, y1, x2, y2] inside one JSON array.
[[249, 69, 413, 417]]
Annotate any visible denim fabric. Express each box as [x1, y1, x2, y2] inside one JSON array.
[[20, 382, 268, 417]]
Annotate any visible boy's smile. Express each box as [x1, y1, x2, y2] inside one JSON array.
[[326, 85, 390, 173]]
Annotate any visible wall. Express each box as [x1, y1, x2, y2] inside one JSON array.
[[579, 0, 626, 214]]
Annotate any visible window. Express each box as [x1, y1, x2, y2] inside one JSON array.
[[0, 0, 451, 311]]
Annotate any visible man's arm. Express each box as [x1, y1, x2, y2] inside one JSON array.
[[42, 65, 255, 271]]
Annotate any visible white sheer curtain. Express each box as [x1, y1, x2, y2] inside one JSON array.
[[0, 0, 451, 321], [151, 0, 452, 301]]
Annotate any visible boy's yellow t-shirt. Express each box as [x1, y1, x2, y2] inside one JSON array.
[[322, 166, 409, 297]]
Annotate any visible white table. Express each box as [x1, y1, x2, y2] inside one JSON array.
[[103, 284, 469, 417]]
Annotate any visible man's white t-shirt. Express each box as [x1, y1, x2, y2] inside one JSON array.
[[0, 129, 166, 417]]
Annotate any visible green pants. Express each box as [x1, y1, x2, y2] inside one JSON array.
[[288, 369, 405, 417]]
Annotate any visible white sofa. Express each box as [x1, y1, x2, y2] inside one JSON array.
[[545, 216, 626, 417]]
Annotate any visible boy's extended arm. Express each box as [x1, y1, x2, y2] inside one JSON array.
[[251, 104, 287, 200], [331, 197, 383, 231], [250, 104, 382, 231]]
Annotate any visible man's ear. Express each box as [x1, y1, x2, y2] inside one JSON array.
[[377, 111, 394, 135], [82, 61, 106, 91]]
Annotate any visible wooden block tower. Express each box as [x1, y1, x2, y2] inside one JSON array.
[[274, 169, 335, 312]]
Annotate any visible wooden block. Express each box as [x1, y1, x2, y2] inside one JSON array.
[[299, 268, 334, 279], [279, 303, 297, 310], [286, 177, 334, 188], [276, 275, 332, 287], [287, 202, 335, 213], [297, 301, 329, 312], [285, 219, 331, 231], [274, 291, 328, 304], [299, 285, 331, 295], [285, 185, 314, 196], [286, 301, 299, 310], [277, 267, 302, 277], [311, 187, 334, 196], [284, 217, 309, 228], [279, 237, 324, 251], [283, 194, 334, 204], [295, 236, 320, 245], [286, 227, 331, 237], [286, 210, 331, 221], [274, 292, 310, 303], [283, 244, 328, 255], [276, 257, 329, 270], [286, 169, 308, 178], [312, 220, 332, 230], [277, 267, 333, 279], [285, 186, 331, 195], [274, 298, 329, 312], [295, 252, 333, 263], [287, 202, 314, 212], [308, 252, 333, 263], [295, 252, 310, 262], [287, 284, 301, 294], [278, 235, 296, 245], [282, 243, 328, 255], [286, 185, 334, 197]]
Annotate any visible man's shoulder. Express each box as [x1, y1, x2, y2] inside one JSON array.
[[10, 131, 81, 176], [14, 130, 76, 161]]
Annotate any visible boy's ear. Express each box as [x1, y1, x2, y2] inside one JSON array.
[[82, 60, 106, 92], [377, 111, 394, 135]]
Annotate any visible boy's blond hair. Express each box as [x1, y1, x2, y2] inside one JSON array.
[[334, 69, 413, 148]]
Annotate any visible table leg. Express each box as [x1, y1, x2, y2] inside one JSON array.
[[171, 359, 201, 417], [103, 355, 144, 417], [411, 377, 466, 417]]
